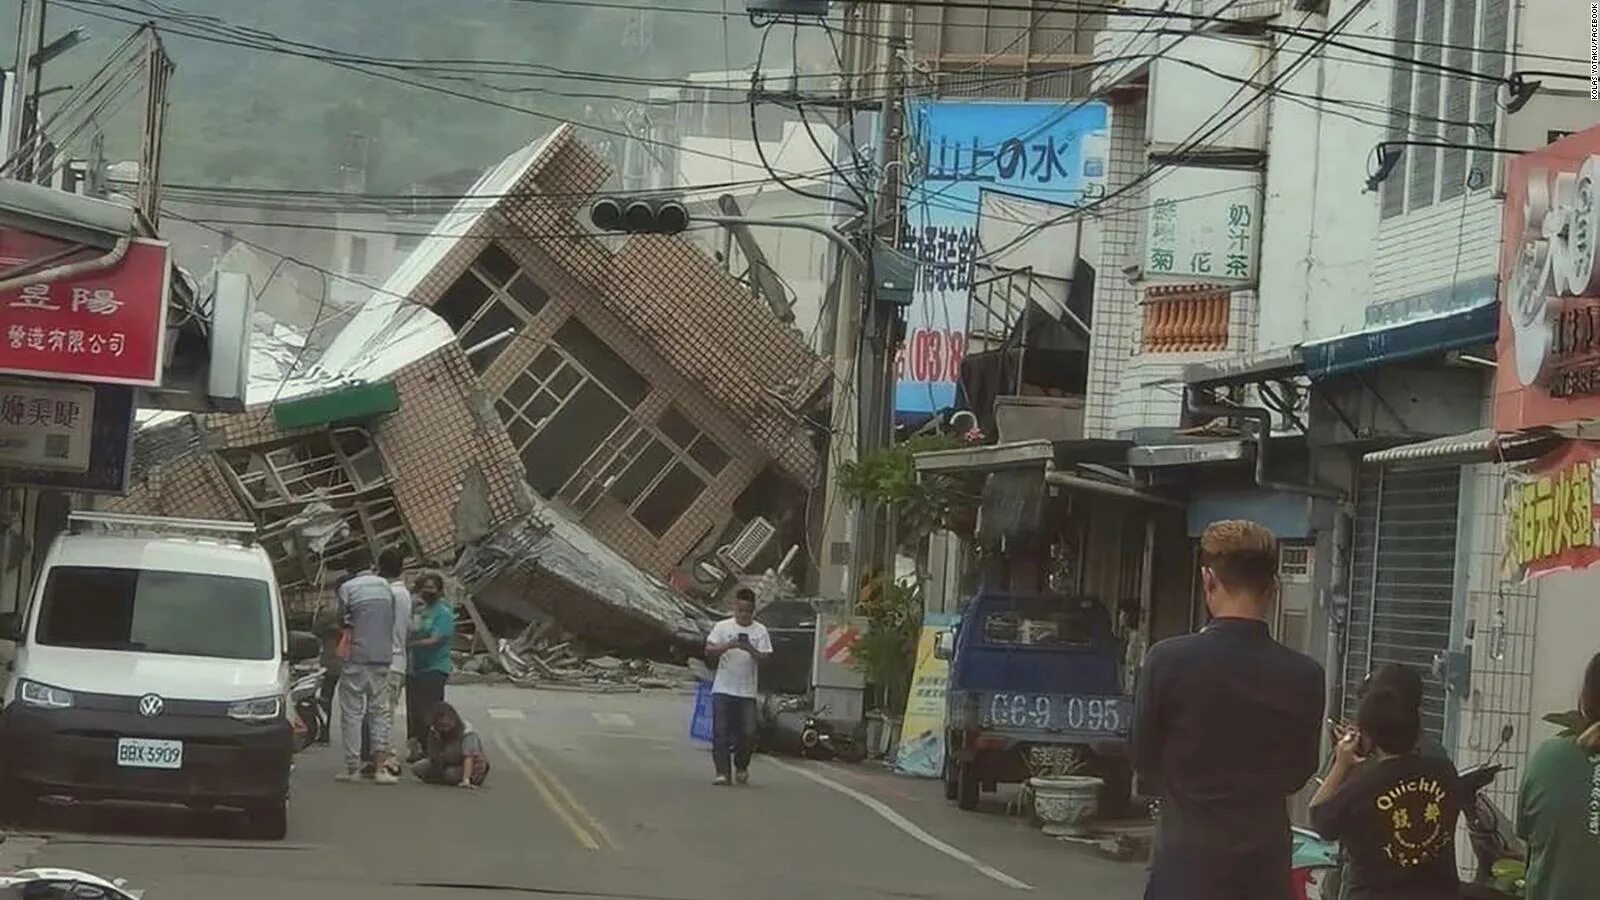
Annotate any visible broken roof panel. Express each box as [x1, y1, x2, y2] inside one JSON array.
[[458, 509, 716, 653]]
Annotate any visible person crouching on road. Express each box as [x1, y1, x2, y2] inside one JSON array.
[[705, 588, 772, 786], [408, 574, 455, 760], [1310, 684, 1463, 900], [412, 702, 489, 788]]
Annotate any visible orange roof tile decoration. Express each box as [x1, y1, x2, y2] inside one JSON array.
[[1142, 283, 1232, 353]]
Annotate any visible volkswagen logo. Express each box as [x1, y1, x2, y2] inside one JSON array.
[[138, 694, 164, 717]]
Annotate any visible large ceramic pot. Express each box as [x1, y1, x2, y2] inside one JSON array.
[[1029, 774, 1103, 836]]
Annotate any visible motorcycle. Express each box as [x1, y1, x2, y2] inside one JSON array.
[[1290, 726, 1527, 900], [289, 666, 327, 752]]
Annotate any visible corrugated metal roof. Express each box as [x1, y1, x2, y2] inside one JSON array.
[[1363, 429, 1494, 465]]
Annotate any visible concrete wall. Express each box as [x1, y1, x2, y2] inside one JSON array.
[[1255, 15, 1388, 346]]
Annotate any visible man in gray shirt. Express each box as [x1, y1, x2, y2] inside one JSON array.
[[335, 550, 399, 784]]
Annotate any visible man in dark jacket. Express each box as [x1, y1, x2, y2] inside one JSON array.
[[1134, 519, 1326, 900]]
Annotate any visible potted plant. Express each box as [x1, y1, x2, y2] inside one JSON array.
[[1024, 745, 1104, 836]]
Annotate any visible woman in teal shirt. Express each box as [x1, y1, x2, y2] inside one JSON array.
[[1518, 651, 1600, 900], [406, 574, 455, 755]]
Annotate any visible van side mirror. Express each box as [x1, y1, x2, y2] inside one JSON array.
[[287, 630, 320, 663], [0, 612, 20, 641], [933, 629, 954, 661]]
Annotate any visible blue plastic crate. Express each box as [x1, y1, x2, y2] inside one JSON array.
[[689, 681, 714, 743]]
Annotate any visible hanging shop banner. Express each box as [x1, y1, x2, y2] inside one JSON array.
[[1501, 440, 1600, 582], [1143, 165, 1262, 282], [893, 611, 959, 778], [0, 237, 172, 387], [0, 378, 96, 472], [897, 101, 1109, 416], [1495, 126, 1600, 431], [3, 377, 136, 490]]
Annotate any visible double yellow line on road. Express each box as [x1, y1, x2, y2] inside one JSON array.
[[492, 733, 619, 852]]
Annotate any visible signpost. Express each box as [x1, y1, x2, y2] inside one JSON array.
[[894, 612, 958, 778]]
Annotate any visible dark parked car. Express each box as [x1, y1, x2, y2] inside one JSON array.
[[756, 597, 819, 695]]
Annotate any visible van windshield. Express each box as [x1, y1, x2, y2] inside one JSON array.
[[36, 566, 275, 661]]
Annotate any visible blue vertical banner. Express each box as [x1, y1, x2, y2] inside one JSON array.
[[897, 102, 1109, 416]]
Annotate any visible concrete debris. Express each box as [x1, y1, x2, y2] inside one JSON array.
[[445, 618, 700, 693], [455, 514, 716, 658]]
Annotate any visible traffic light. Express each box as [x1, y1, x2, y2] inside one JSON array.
[[589, 197, 690, 235]]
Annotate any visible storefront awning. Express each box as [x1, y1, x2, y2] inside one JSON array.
[[913, 440, 1054, 474], [1362, 427, 1561, 466], [1302, 299, 1499, 382], [1185, 345, 1304, 389]]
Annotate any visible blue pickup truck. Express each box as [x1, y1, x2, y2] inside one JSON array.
[[936, 592, 1134, 815]]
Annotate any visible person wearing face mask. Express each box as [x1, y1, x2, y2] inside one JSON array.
[[406, 573, 455, 760], [1132, 520, 1326, 900]]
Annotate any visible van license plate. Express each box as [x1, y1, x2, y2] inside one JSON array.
[[116, 738, 183, 769]]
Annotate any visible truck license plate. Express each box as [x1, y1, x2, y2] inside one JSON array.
[[116, 738, 183, 769], [984, 693, 1130, 734]]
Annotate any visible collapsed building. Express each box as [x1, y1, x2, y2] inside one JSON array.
[[104, 126, 829, 656]]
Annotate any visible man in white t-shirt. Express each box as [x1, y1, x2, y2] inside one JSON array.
[[705, 589, 772, 786]]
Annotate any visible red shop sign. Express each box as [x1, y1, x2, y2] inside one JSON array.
[[0, 238, 171, 387]]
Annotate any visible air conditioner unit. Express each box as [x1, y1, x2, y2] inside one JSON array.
[[719, 517, 777, 572], [1292, 0, 1329, 11]]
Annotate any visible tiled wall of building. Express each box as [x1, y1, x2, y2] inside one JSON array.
[[1454, 458, 1539, 853], [1371, 192, 1502, 305], [1084, 94, 1149, 440], [386, 129, 823, 576], [1112, 286, 1259, 434]]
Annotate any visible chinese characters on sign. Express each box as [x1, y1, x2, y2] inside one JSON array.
[[893, 613, 958, 778], [0, 237, 171, 386], [0, 380, 96, 473], [1501, 440, 1600, 582], [898, 101, 1109, 415], [1142, 167, 1262, 282]]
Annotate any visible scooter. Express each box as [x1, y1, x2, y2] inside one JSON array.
[[289, 666, 327, 752]]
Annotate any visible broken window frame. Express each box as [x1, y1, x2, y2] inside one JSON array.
[[494, 363, 723, 535], [438, 244, 551, 370], [216, 427, 418, 592]]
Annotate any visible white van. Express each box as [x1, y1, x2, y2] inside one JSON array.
[[0, 512, 318, 839]]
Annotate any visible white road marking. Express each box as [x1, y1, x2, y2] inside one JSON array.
[[768, 757, 1034, 891], [591, 712, 635, 728], [487, 708, 526, 720]]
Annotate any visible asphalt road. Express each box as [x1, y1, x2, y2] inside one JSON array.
[[2, 684, 1147, 899]]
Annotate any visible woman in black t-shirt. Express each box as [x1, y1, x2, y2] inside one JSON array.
[[1310, 686, 1463, 900]]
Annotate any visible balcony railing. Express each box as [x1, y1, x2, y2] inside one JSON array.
[[1141, 284, 1231, 353]]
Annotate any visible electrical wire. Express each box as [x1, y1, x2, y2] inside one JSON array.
[[973, 0, 1374, 266]]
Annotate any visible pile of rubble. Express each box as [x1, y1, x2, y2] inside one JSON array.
[[450, 616, 706, 693]]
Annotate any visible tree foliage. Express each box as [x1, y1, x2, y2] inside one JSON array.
[[837, 433, 982, 551]]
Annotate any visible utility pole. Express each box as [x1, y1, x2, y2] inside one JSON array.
[[817, 1, 867, 610], [6, 0, 45, 162], [859, 0, 908, 590]]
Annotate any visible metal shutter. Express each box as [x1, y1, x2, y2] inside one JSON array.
[[1380, 0, 1419, 219], [1438, 0, 1478, 200], [1342, 466, 1462, 743], [1407, 2, 1448, 213], [1471, 0, 1509, 185]]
